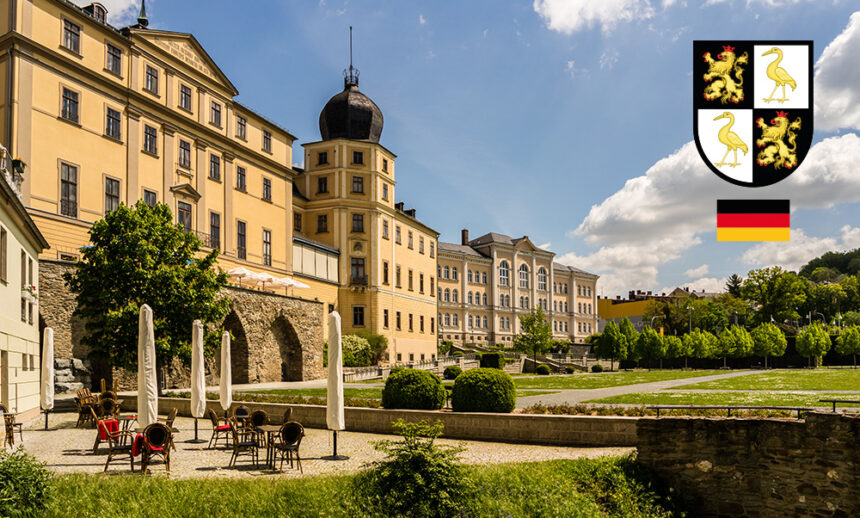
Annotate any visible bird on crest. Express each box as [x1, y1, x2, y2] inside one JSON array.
[[713, 112, 748, 168], [762, 47, 796, 103]]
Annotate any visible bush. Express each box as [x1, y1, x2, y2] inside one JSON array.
[[389, 366, 405, 376], [443, 365, 462, 380], [591, 364, 604, 373], [479, 351, 505, 369], [451, 368, 516, 413], [0, 447, 52, 517], [536, 364, 551, 375], [342, 334, 372, 367], [438, 340, 454, 356], [452, 351, 464, 358], [565, 366, 576, 374], [355, 331, 389, 365], [382, 369, 446, 410]]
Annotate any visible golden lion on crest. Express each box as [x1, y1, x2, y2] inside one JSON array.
[[702, 45, 748, 104], [756, 111, 801, 170]]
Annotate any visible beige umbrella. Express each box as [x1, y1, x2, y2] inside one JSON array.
[[219, 331, 232, 416], [40, 327, 54, 430], [323, 311, 347, 460], [227, 267, 257, 287], [189, 320, 206, 443], [137, 304, 158, 428]]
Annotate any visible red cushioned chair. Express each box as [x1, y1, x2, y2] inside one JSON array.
[[92, 407, 119, 453], [141, 423, 171, 474], [207, 408, 232, 449]]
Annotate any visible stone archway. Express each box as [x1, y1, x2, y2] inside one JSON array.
[[271, 315, 303, 381], [223, 310, 250, 384]]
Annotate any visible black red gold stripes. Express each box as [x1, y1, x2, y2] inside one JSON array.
[[716, 200, 790, 241]]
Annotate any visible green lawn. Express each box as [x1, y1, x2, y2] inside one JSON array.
[[242, 388, 559, 399], [43, 456, 673, 517], [676, 368, 860, 391], [513, 370, 726, 390], [586, 391, 860, 408]]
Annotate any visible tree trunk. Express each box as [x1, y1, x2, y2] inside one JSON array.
[[764, 354, 768, 370], [610, 359, 614, 372], [723, 355, 727, 369], [854, 353, 856, 368], [659, 358, 663, 370]]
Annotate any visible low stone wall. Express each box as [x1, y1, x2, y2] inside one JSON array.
[[118, 396, 637, 446], [637, 412, 860, 516]]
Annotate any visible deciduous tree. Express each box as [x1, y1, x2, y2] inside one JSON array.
[[715, 325, 753, 368], [636, 327, 666, 370], [513, 307, 552, 371], [795, 323, 831, 368], [592, 321, 627, 371], [750, 322, 787, 369], [684, 329, 717, 361], [835, 325, 860, 368], [664, 335, 690, 369]]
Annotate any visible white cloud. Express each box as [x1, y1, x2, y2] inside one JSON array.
[[815, 11, 860, 132], [538, 242, 552, 250], [483, 29, 489, 38], [600, 49, 620, 70], [566, 60, 588, 78], [73, 0, 141, 26], [685, 264, 710, 278], [419, 14, 427, 25], [533, 0, 654, 34], [661, 277, 727, 295], [741, 226, 860, 271]]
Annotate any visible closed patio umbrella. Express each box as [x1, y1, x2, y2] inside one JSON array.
[[137, 304, 158, 429], [323, 311, 347, 460], [188, 320, 206, 443], [219, 331, 232, 416], [40, 327, 54, 430]]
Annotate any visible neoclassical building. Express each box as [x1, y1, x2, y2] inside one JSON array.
[[437, 230, 598, 346]]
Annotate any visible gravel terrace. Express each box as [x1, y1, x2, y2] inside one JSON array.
[[20, 414, 633, 479]]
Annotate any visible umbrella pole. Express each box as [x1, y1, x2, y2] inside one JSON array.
[[186, 417, 206, 443], [323, 430, 349, 461], [44, 410, 49, 431]]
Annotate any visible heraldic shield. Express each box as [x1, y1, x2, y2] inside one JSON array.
[[693, 40, 813, 187]]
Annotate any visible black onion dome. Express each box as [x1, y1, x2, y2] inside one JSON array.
[[319, 83, 383, 143]]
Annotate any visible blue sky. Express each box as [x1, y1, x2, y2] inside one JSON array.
[[97, 1, 860, 297]]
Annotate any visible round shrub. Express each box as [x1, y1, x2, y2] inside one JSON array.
[[382, 369, 446, 410], [535, 364, 551, 375], [451, 368, 516, 413], [452, 351, 464, 358], [389, 366, 405, 376], [0, 448, 52, 516], [443, 365, 462, 380], [591, 364, 604, 373], [565, 366, 576, 374]]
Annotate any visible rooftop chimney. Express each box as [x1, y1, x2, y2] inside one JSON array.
[[395, 202, 404, 211], [405, 208, 416, 218], [461, 229, 469, 246]]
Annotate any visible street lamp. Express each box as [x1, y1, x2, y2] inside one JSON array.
[[686, 306, 693, 334]]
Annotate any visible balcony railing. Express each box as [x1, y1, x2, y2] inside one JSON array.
[[194, 231, 220, 250], [350, 275, 368, 286]]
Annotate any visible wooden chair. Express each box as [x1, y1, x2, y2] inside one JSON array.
[[159, 408, 178, 451], [206, 408, 232, 449], [2, 414, 16, 449], [99, 398, 121, 418], [274, 422, 304, 473], [250, 410, 269, 447], [99, 390, 118, 402], [227, 417, 258, 468], [0, 405, 22, 443], [102, 425, 135, 473], [140, 423, 172, 474], [74, 392, 97, 427], [282, 407, 293, 424]]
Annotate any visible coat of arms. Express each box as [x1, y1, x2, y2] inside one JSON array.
[[693, 41, 813, 187]]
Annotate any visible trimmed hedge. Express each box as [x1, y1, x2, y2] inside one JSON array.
[[591, 364, 604, 373], [452, 351, 464, 358], [479, 352, 505, 369], [536, 364, 551, 375], [443, 365, 462, 380], [565, 366, 576, 374], [382, 369, 446, 410], [451, 368, 516, 413]]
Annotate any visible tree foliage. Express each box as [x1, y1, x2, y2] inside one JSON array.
[[750, 322, 787, 368], [683, 329, 717, 359], [664, 335, 687, 360], [796, 323, 832, 366], [715, 325, 754, 366], [65, 201, 229, 370], [513, 307, 552, 361], [725, 274, 743, 297], [835, 325, 860, 367], [636, 327, 666, 367], [592, 322, 627, 370], [740, 266, 807, 325]]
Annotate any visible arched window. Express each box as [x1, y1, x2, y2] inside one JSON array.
[[519, 264, 529, 289], [444, 313, 450, 326], [537, 267, 547, 291], [505, 294, 511, 307], [452, 314, 459, 326], [452, 289, 459, 303], [452, 267, 458, 281], [444, 288, 450, 302], [467, 292, 473, 304], [467, 269, 473, 283], [438, 313, 442, 326], [443, 266, 450, 279], [482, 316, 488, 328], [498, 261, 510, 286], [519, 296, 524, 309], [482, 293, 487, 305], [524, 296, 529, 309]]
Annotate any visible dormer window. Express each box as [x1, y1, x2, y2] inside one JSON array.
[[92, 4, 106, 22]]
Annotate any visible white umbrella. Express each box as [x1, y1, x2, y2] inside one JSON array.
[[323, 311, 347, 460], [137, 304, 158, 429], [40, 327, 54, 430], [227, 267, 257, 287], [291, 278, 311, 289], [219, 331, 232, 415], [189, 320, 206, 443], [277, 277, 298, 288], [255, 272, 280, 289]]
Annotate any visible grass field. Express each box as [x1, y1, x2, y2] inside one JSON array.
[[676, 368, 860, 391], [512, 370, 727, 390], [586, 391, 860, 408]]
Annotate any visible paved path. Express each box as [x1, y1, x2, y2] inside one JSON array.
[[515, 370, 766, 409]]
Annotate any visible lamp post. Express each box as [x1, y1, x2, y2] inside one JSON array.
[[686, 306, 693, 334], [733, 311, 738, 326]]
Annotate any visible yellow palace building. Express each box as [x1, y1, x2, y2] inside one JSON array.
[[0, 1, 439, 362]]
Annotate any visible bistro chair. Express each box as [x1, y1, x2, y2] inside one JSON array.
[[159, 408, 178, 451], [0, 405, 23, 443], [99, 390, 118, 402], [102, 424, 135, 473], [282, 407, 293, 424], [227, 417, 258, 468], [91, 407, 122, 453], [140, 423, 172, 474], [99, 398, 121, 418], [274, 422, 304, 473], [2, 414, 16, 449], [250, 410, 269, 447], [207, 408, 232, 449]]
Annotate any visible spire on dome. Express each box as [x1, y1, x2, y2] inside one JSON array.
[[137, 0, 149, 28], [343, 26, 359, 88]]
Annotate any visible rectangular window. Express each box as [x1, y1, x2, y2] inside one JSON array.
[[382, 220, 389, 239], [263, 130, 272, 152], [420, 315, 424, 333], [408, 231, 413, 249], [317, 152, 328, 165], [382, 158, 388, 172], [210, 101, 221, 126], [262, 178, 272, 201], [352, 176, 364, 193], [317, 214, 328, 233], [236, 116, 247, 140], [60, 163, 78, 217], [106, 43, 122, 75], [395, 226, 401, 244], [382, 261, 389, 285], [178, 140, 191, 168], [419, 273, 424, 293], [105, 107, 121, 139], [396, 265, 402, 288], [409, 313, 414, 332], [352, 213, 364, 233], [419, 237, 424, 254], [178, 202, 192, 232], [430, 242, 435, 258], [352, 151, 363, 164], [0, 227, 6, 282], [145, 65, 159, 94], [179, 84, 192, 111], [351, 258, 366, 285], [144, 125, 158, 154], [430, 277, 434, 295], [62, 88, 79, 122], [236, 166, 246, 191], [317, 177, 328, 194], [396, 311, 402, 330], [383, 309, 389, 329], [353, 306, 365, 327], [210, 212, 221, 250], [143, 189, 157, 207], [430, 317, 435, 334], [262, 229, 272, 266], [63, 20, 81, 53], [236, 221, 246, 260], [382, 183, 389, 201], [209, 154, 221, 181], [294, 213, 302, 232], [408, 269, 414, 291]]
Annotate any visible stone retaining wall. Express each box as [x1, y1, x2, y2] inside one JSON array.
[[119, 396, 637, 446], [637, 413, 860, 516]]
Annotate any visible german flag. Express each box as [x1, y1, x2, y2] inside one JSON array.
[[717, 200, 790, 241]]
